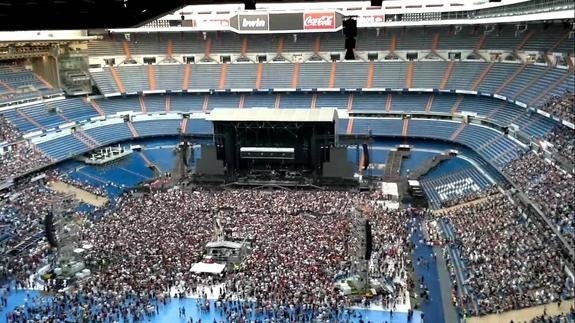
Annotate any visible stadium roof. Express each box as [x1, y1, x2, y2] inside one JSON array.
[[0, 0, 349, 31], [207, 108, 338, 123]]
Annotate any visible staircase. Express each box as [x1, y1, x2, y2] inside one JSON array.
[[383, 149, 410, 181], [408, 151, 454, 180], [531, 71, 571, 105], [346, 118, 354, 134], [425, 95, 435, 113], [73, 130, 100, 149], [109, 66, 126, 94], [255, 63, 263, 89], [202, 95, 210, 112], [122, 41, 132, 60], [167, 39, 173, 58], [165, 95, 171, 113], [347, 94, 354, 112], [310, 93, 318, 109], [139, 96, 147, 113], [86, 98, 105, 116], [218, 64, 227, 90], [328, 62, 337, 88], [496, 64, 526, 94], [515, 30, 535, 51], [474, 34, 486, 52], [16, 109, 45, 130], [274, 94, 281, 109], [450, 96, 464, 114], [402, 118, 409, 137], [203, 38, 212, 59], [148, 65, 156, 91], [406, 61, 414, 88], [180, 118, 188, 133], [238, 94, 245, 109], [431, 33, 440, 53], [366, 61, 374, 88], [291, 63, 300, 88], [450, 123, 467, 141], [182, 63, 191, 91], [439, 61, 455, 90], [548, 32, 570, 53], [469, 62, 494, 91], [385, 94, 392, 112], [127, 122, 139, 138]]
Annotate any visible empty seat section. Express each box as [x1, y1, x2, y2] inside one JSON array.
[[243, 94, 275, 108], [412, 61, 447, 88], [186, 119, 213, 135], [500, 64, 546, 99], [297, 63, 331, 88], [395, 28, 432, 50], [171, 33, 205, 55], [170, 95, 204, 111], [208, 95, 241, 109], [482, 26, 521, 51], [155, 64, 185, 91], [316, 93, 348, 109], [90, 69, 118, 94], [133, 120, 181, 137], [513, 113, 556, 138], [446, 62, 486, 89], [437, 27, 479, 50], [352, 118, 403, 136], [116, 65, 147, 93], [282, 34, 316, 52], [96, 97, 140, 115], [390, 94, 428, 112], [84, 123, 132, 145], [476, 63, 518, 94], [188, 64, 221, 90], [51, 98, 99, 122], [334, 62, 369, 88], [210, 33, 243, 53], [37, 135, 89, 161], [355, 29, 390, 51], [247, 35, 280, 54], [87, 40, 124, 56], [226, 64, 257, 89], [143, 96, 167, 112], [407, 119, 459, 139], [278, 94, 311, 109], [458, 96, 522, 124], [261, 64, 294, 88], [353, 94, 387, 111], [371, 62, 408, 88], [20, 103, 65, 128], [1, 110, 38, 133], [128, 34, 165, 55], [430, 95, 458, 114], [523, 68, 568, 104]]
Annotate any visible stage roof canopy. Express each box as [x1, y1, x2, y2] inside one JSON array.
[[207, 108, 338, 123]]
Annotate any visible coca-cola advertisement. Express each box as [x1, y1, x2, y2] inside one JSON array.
[[303, 12, 336, 30]]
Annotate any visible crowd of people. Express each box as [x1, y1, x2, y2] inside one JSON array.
[[429, 194, 574, 316], [0, 115, 22, 144], [439, 185, 500, 209], [0, 142, 52, 183], [3, 188, 420, 322], [538, 91, 575, 124], [503, 152, 574, 247], [48, 170, 108, 198], [543, 125, 575, 167]]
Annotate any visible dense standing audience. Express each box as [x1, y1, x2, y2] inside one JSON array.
[[4, 189, 418, 322], [0, 143, 51, 182], [538, 91, 575, 124], [543, 125, 575, 167], [503, 152, 574, 246], [430, 194, 574, 316], [0, 115, 21, 143]]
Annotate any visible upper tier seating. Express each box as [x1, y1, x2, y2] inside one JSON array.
[[90, 62, 574, 121], [87, 24, 574, 57], [0, 66, 61, 103]]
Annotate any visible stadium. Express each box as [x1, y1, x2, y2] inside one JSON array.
[[0, 0, 574, 321]]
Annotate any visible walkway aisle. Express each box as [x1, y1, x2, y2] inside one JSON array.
[[410, 217, 447, 323]]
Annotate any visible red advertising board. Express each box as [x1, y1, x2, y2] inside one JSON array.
[[303, 12, 336, 30]]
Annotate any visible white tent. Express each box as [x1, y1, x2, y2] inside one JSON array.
[[190, 262, 226, 274]]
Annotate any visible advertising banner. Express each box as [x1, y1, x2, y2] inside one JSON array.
[[193, 17, 230, 28], [303, 12, 336, 30], [356, 14, 385, 27], [237, 14, 270, 31], [269, 13, 303, 31]]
